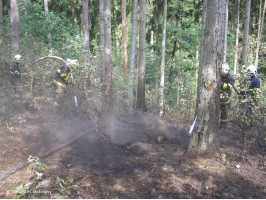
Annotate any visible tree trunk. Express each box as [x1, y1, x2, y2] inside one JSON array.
[[168, 18, 178, 106], [223, 0, 228, 63], [217, 0, 228, 63], [71, 0, 75, 34], [234, 0, 240, 75], [128, 0, 138, 111], [241, 0, 251, 66], [122, 0, 128, 81], [112, 3, 118, 59], [0, 0, 2, 35], [82, 0, 91, 93], [99, 0, 105, 83], [10, 0, 20, 55], [136, 0, 146, 111], [155, 5, 160, 101], [44, 0, 52, 49], [83, 0, 90, 63], [255, 0, 266, 68], [188, 0, 226, 156], [159, 0, 167, 117], [0, 0, 3, 21], [104, 0, 113, 108]]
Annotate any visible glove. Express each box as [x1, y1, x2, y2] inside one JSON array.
[[70, 74, 75, 84]]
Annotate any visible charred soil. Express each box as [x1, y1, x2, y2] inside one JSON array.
[[0, 100, 265, 199]]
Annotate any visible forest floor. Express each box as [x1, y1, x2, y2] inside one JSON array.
[[0, 94, 265, 199]]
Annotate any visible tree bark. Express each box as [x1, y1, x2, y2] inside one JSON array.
[[128, 0, 138, 111], [155, 4, 160, 102], [122, 0, 128, 81], [10, 0, 20, 55], [44, 0, 52, 49], [104, 0, 113, 108], [71, 0, 75, 31], [188, 0, 226, 156], [241, 0, 251, 66], [255, 0, 266, 68], [234, 0, 240, 75], [136, 0, 146, 111], [99, 0, 105, 83], [112, 2, 118, 59], [83, 0, 90, 63], [159, 0, 167, 117], [223, 0, 228, 63], [0, 0, 3, 21], [71, 0, 78, 35], [168, 19, 178, 109]]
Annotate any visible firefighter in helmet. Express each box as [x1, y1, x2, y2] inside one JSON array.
[[53, 61, 74, 106], [220, 63, 235, 125], [240, 65, 260, 116], [10, 54, 23, 91]]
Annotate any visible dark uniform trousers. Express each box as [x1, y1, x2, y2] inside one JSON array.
[[9, 61, 21, 92]]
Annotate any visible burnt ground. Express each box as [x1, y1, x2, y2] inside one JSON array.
[[0, 96, 265, 199]]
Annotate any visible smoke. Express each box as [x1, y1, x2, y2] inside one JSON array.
[[24, 104, 190, 156], [99, 111, 190, 146]]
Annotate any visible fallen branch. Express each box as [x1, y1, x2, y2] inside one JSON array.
[[0, 126, 96, 181]]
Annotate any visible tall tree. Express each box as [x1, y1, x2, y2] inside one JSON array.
[[99, 0, 105, 83], [122, 0, 128, 81], [136, 0, 147, 111], [188, 0, 227, 155], [104, 0, 113, 108], [241, 0, 251, 66], [10, 0, 20, 55], [82, 0, 91, 92], [128, 0, 138, 111], [223, 0, 228, 62], [44, 0, 52, 49], [234, 0, 240, 75], [255, 0, 266, 68], [83, 0, 90, 63], [159, 0, 167, 117], [112, 1, 118, 59], [155, 3, 160, 99], [71, 0, 75, 30], [0, 0, 3, 21]]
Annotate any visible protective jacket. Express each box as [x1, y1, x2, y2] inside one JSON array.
[[240, 75, 260, 103], [53, 64, 71, 88], [220, 73, 235, 105], [9, 61, 21, 85]]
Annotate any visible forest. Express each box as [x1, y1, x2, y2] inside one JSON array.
[[0, 0, 265, 198]]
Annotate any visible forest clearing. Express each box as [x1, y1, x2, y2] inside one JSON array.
[[1, 0, 266, 198]]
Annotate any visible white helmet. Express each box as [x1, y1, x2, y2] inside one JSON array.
[[247, 65, 256, 74], [14, 54, 22, 61], [221, 63, 230, 76]]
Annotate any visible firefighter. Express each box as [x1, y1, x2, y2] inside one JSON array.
[[10, 54, 23, 91], [53, 62, 74, 106], [240, 65, 260, 116], [220, 63, 235, 125]]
